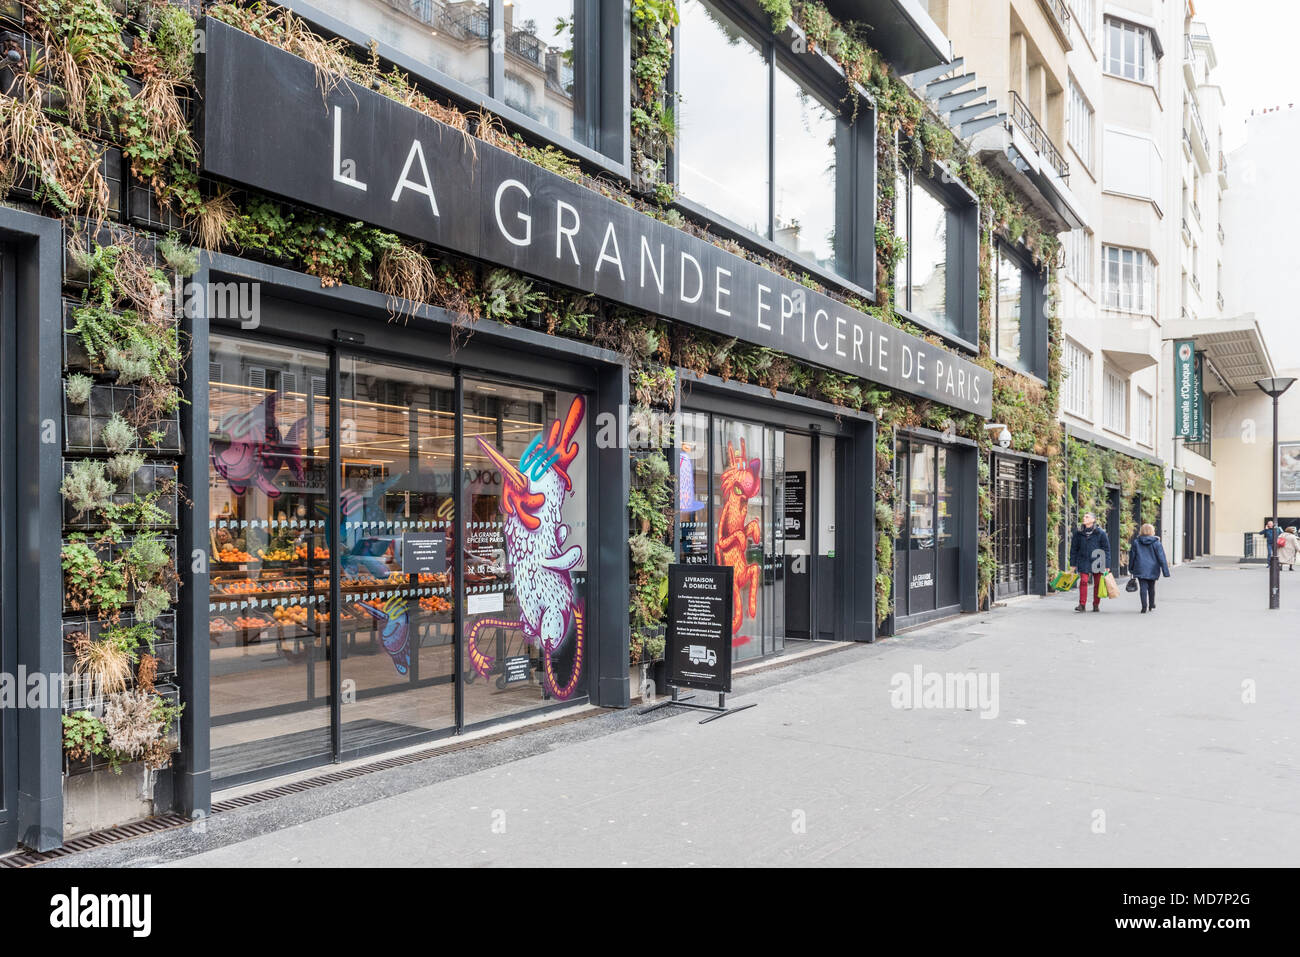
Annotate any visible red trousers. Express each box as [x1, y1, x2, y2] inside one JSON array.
[[1077, 572, 1100, 606]]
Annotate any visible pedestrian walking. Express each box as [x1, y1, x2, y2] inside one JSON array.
[[1280, 526, 1299, 571], [1069, 512, 1111, 613], [1128, 523, 1170, 613], [1261, 519, 1279, 560]]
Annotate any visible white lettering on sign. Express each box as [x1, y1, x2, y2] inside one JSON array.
[[555, 200, 581, 265], [494, 179, 530, 246], [391, 139, 440, 215], [332, 106, 368, 192]]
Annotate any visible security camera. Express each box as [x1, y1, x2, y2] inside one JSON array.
[[998, 427, 1012, 449]]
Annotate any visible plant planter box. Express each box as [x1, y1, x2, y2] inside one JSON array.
[[61, 533, 179, 616], [63, 380, 183, 455], [155, 681, 181, 753], [62, 457, 179, 531], [62, 218, 153, 291], [62, 297, 181, 381], [0, 0, 25, 27], [127, 177, 188, 235], [61, 612, 177, 712]]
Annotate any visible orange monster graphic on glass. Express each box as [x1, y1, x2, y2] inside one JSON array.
[[715, 439, 762, 643]]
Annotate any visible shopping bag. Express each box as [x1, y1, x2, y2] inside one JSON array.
[[1125, 577, 1139, 593], [1095, 574, 1108, 600], [1051, 571, 1077, 592], [1103, 571, 1120, 599]]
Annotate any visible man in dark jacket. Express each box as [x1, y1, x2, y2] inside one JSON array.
[[1262, 520, 1279, 560], [1128, 523, 1171, 613], [1069, 512, 1111, 612]]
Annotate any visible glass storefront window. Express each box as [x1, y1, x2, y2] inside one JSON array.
[[677, 412, 711, 564], [208, 338, 332, 778], [462, 378, 588, 721], [712, 417, 766, 662], [210, 337, 593, 781], [678, 0, 770, 235], [773, 64, 838, 272]]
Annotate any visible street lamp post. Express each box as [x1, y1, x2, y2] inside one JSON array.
[[1255, 377, 1296, 609]]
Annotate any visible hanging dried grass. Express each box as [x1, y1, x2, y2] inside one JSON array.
[[188, 188, 237, 251], [0, 84, 109, 223], [376, 242, 438, 324], [74, 634, 134, 697]]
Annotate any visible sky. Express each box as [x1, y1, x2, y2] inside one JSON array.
[[1193, 0, 1300, 152]]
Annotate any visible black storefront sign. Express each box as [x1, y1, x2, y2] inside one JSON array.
[[503, 655, 531, 686], [400, 531, 447, 575], [784, 470, 807, 538], [197, 20, 992, 417], [665, 564, 734, 694]]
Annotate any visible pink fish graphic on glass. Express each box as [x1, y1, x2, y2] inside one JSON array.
[[211, 392, 307, 498]]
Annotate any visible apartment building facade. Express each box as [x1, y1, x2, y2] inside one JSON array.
[[924, 0, 1261, 566]]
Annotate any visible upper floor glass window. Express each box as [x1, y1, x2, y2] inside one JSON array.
[[893, 161, 978, 344], [1063, 339, 1092, 418], [309, 0, 602, 151], [995, 242, 1048, 379], [1102, 245, 1154, 313], [1136, 389, 1154, 447], [1105, 18, 1155, 83], [1066, 227, 1092, 292], [676, 0, 874, 289], [1068, 78, 1093, 167], [1103, 367, 1129, 435]]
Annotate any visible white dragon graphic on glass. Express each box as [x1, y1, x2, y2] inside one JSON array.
[[468, 395, 586, 699]]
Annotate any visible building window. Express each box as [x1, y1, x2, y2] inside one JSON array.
[[893, 160, 979, 343], [1136, 389, 1154, 447], [1066, 228, 1092, 292], [1070, 0, 1096, 45], [304, 0, 609, 154], [994, 243, 1047, 378], [1104, 18, 1156, 83], [1103, 367, 1129, 435], [1063, 339, 1092, 418], [1102, 245, 1154, 313], [676, 0, 874, 288], [1068, 79, 1094, 168], [995, 249, 1022, 365]]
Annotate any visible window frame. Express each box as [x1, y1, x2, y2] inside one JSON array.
[[1102, 366, 1129, 437], [993, 240, 1049, 381], [1102, 244, 1155, 314], [1062, 338, 1093, 420], [280, 0, 631, 175], [893, 153, 981, 351], [1065, 227, 1092, 295], [1067, 77, 1094, 170], [1136, 388, 1154, 448], [1104, 17, 1158, 86], [669, 0, 878, 300]]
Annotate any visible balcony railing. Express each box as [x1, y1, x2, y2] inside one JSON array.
[[1039, 0, 1072, 45], [1186, 98, 1211, 158], [1007, 89, 1070, 182], [506, 30, 545, 67]]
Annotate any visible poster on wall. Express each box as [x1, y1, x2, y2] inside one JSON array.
[[666, 564, 734, 694], [784, 471, 807, 538], [1280, 443, 1300, 500]]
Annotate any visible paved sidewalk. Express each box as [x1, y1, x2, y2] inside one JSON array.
[[46, 562, 1300, 867]]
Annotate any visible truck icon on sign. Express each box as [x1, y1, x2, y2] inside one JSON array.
[[687, 645, 717, 667]]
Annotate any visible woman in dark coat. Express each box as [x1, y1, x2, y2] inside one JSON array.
[[1128, 523, 1171, 613], [1069, 512, 1111, 612]]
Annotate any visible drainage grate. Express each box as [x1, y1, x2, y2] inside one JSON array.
[[1, 709, 597, 867]]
